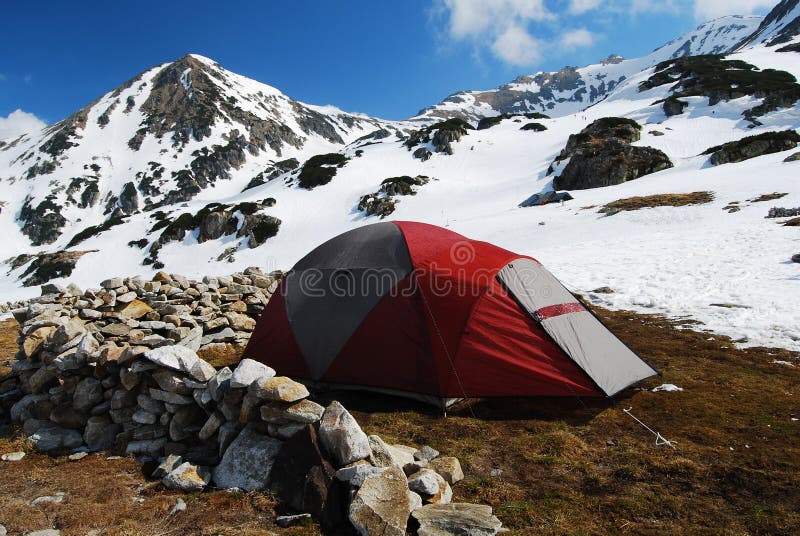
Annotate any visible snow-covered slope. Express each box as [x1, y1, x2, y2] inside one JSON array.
[[417, 15, 762, 121], [735, 0, 800, 48], [1, 6, 799, 353]]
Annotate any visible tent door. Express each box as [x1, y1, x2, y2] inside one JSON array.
[[496, 258, 657, 396]]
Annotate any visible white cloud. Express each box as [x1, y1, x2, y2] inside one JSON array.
[[443, 0, 551, 37], [693, 0, 775, 20], [491, 24, 543, 65], [0, 109, 47, 140], [560, 28, 596, 49], [438, 0, 551, 66], [568, 0, 602, 14]]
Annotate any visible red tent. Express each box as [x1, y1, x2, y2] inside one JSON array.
[[244, 221, 656, 407]]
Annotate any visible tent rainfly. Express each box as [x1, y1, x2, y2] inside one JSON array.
[[244, 221, 657, 407]]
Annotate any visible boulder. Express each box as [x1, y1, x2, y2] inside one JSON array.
[[84, 415, 120, 451], [428, 457, 464, 485], [117, 299, 155, 320], [335, 464, 389, 487], [369, 435, 416, 468], [411, 503, 503, 536], [260, 399, 325, 424], [349, 466, 414, 536], [270, 424, 347, 530], [229, 358, 275, 388], [212, 426, 283, 491], [144, 346, 217, 382], [73, 377, 104, 413], [408, 469, 452, 504], [319, 401, 371, 467], [415, 445, 440, 463], [28, 423, 83, 453], [23, 326, 56, 358], [162, 462, 210, 492], [151, 454, 183, 479], [250, 376, 309, 402]]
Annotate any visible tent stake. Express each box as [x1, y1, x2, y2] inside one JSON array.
[[623, 407, 676, 449]]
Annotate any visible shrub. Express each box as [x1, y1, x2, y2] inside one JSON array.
[[297, 153, 348, 189]]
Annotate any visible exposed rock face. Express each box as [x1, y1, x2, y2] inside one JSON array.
[[349, 467, 414, 536], [663, 97, 689, 116], [118, 182, 139, 215], [404, 119, 473, 156], [14, 250, 94, 288], [163, 461, 211, 492], [552, 117, 672, 190], [358, 175, 430, 218], [705, 130, 800, 165], [19, 196, 67, 246], [412, 503, 503, 536]]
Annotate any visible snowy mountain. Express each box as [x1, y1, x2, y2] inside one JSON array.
[[416, 15, 763, 121], [735, 0, 800, 49], [1, 2, 800, 353]]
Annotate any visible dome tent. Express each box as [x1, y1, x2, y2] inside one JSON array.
[[243, 221, 656, 407]]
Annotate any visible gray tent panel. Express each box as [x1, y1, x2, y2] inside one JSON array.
[[497, 258, 657, 396], [285, 222, 413, 379]]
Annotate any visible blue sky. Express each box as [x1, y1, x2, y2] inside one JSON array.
[[0, 0, 776, 132]]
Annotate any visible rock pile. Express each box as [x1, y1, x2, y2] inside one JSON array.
[[0, 271, 503, 535]]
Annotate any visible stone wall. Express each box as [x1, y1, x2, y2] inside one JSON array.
[[0, 271, 503, 535]]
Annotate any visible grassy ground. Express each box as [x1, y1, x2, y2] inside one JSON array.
[[1, 308, 799, 535], [598, 192, 714, 214]]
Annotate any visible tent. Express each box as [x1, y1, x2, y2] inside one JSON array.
[[243, 221, 656, 407]]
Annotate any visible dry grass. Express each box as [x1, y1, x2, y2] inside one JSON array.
[[2, 308, 800, 535], [782, 216, 800, 227], [0, 318, 19, 377], [749, 192, 788, 203], [599, 192, 714, 215]]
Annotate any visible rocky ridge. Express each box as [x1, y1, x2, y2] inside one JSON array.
[[0, 271, 501, 535]]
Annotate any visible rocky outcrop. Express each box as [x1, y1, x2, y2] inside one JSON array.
[[297, 153, 349, 189], [404, 119, 473, 156], [704, 130, 800, 165], [19, 196, 66, 246], [639, 55, 800, 121], [358, 175, 430, 218], [551, 118, 672, 190], [662, 96, 689, 117], [12, 250, 94, 288]]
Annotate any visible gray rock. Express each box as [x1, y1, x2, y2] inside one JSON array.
[[349, 467, 413, 536], [249, 376, 309, 402], [229, 358, 275, 388], [31, 492, 65, 505], [411, 503, 503, 536], [415, 445, 440, 462], [260, 399, 325, 424], [126, 438, 167, 456], [24, 531, 62, 536], [276, 514, 312, 528], [144, 345, 217, 382], [137, 394, 165, 415], [198, 412, 225, 441], [10, 393, 50, 422], [335, 464, 388, 487], [151, 369, 192, 394], [149, 389, 194, 405], [408, 469, 452, 504], [429, 457, 464, 485], [170, 497, 187, 515], [132, 409, 158, 425], [1, 451, 25, 461], [200, 327, 236, 345], [212, 426, 282, 491], [28, 424, 83, 453], [162, 462, 210, 492], [152, 454, 183, 479], [68, 452, 88, 462], [101, 277, 124, 289], [319, 401, 371, 467], [84, 415, 120, 451], [72, 377, 103, 413], [207, 366, 232, 402]]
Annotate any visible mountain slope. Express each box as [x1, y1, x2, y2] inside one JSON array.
[[0, 54, 400, 249], [416, 15, 762, 121], [735, 0, 800, 48], [1, 8, 799, 353]]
